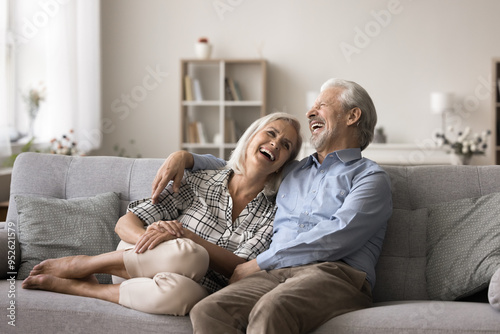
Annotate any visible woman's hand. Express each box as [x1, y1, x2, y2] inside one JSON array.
[[150, 220, 185, 238], [134, 220, 184, 253], [151, 151, 194, 204]]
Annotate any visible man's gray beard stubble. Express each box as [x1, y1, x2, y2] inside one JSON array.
[[310, 128, 332, 151]]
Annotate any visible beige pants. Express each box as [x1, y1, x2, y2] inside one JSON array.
[[116, 238, 209, 316], [191, 261, 372, 334]]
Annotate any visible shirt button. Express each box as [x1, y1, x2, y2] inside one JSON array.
[[281, 194, 286, 198], [312, 190, 316, 193], [321, 170, 325, 174], [299, 224, 304, 228]]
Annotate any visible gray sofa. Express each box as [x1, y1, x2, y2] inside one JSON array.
[[1, 152, 500, 334]]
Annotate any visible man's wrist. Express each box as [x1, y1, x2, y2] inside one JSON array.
[[180, 151, 194, 169]]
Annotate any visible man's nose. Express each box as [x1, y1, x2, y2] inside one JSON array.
[[306, 106, 316, 118]]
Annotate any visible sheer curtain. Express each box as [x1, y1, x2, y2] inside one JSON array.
[[11, 0, 101, 153], [0, 0, 11, 157], [40, 0, 101, 152]]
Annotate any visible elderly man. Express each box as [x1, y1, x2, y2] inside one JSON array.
[[152, 78, 392, 334]]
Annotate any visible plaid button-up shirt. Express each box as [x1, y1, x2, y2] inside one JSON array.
[[128, 169, 276, 293]]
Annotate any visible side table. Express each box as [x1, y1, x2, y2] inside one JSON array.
[[0, 200, 8, 221]]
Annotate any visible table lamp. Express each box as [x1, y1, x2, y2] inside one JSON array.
[[430, 92, 454, 134]]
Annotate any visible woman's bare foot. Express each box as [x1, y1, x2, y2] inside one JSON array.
[[22, 274, 120, 304], [29, 255, 92, 279], [23, 274, 62, 290], [29, 250, 129, 280]]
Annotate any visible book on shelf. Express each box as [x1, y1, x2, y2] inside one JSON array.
[[224, 119, 237, 143], [187, 122, 198, 143], [497, 78, 500, 102], [184, 75, 194, 101], [224, 77, 243, 101], [197, 122, 207, 144], [187, 121, 207, 144], [224, 78, 234, 101], [233, 80, 243, 100], [193, 79, 203, 101]]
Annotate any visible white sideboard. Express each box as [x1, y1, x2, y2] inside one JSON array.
[[298, 143, 451, 166]]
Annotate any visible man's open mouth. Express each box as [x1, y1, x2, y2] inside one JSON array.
[[310, 121, 324, 133]]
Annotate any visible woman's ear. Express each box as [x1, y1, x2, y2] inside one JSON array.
[[347, 107, 362, 126]]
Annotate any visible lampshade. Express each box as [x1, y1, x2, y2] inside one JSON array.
[[430, 92, 454, 114]]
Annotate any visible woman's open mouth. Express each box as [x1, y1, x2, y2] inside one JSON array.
[[259, 147, 275, 161]]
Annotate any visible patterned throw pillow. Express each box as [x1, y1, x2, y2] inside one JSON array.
[[15, 192, 121, 283], [426, 192, 500, 300]]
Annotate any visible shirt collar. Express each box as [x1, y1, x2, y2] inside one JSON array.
[[302, 148, 362, 168], [205, 168, 232, 187]]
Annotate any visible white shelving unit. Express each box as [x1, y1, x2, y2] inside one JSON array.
[[180, 59, 267, 159]]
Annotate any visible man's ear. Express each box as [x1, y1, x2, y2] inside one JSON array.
[[346, 107, 362, 126]]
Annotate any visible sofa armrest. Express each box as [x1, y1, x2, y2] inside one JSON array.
[[0, 221, 20, 279]]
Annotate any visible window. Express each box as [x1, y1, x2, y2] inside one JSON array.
[[2, 0, 101, 153]]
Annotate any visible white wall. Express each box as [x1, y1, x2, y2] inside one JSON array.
[[98, 0, 500, 164]]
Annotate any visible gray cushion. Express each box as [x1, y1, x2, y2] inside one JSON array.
[[15, 192, 121, 283], [489, 266, 500, 311], [373, 208, 428, 302], [426, 192, 500, 300]]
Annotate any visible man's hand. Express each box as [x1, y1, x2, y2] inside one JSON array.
[[229, 259, 261, 284], [151, 151, 193, 204]]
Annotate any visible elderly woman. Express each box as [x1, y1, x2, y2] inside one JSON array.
[[22, 112, 302, 316]]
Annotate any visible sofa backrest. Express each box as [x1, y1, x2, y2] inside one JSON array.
[[7, 153, 500, 302], [373, 164, 500, 302], [6, 152, 163, 226]]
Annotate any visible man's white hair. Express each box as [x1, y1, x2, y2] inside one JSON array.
[[320, 78, 377, 151]]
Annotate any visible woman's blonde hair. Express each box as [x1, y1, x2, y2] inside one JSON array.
[[226, 112, 302, 196]]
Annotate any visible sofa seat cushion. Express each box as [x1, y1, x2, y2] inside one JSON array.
[[0, 281, 193, 334], [426, 192, 500, 301], [15, 192, 121, 283], [311, 301, 500, 334]]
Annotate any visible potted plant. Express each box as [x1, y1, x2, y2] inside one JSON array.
[[435, 126, 490, 165]]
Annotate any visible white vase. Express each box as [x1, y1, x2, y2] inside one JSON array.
[[195, 43, 212, 59], [450, 154, 471, 165]]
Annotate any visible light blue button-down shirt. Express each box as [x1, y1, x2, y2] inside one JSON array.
[[192, 148, 393, 289]]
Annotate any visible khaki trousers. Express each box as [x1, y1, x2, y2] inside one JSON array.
[[190, 261, 372, 334], [116, 238, 209, 316]]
